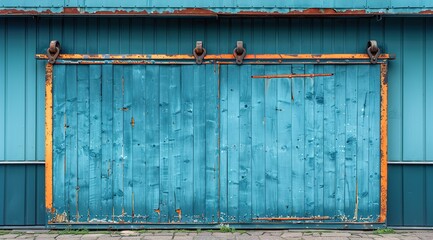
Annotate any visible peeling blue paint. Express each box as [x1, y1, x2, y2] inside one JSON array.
[[1, 1, 433, 15]]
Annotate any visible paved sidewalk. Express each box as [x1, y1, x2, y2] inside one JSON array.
[[1, 229, 433, 240]]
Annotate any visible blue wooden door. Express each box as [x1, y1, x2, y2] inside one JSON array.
[[219, 64, 381, 223], [51, 63, 381, 225], [52, 64, 219, 223]]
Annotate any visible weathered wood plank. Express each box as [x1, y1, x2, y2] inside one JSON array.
[[193, 65, 207, 222], [131, 65, 146, 223], [323, 65, 336, 218], [313, 65, 325, 216], [168, 66, 181, 222], [77, 65, 90, 222], [264, 65, 278, 217], [112, 66, 124, 222], [344, 65, 358, 220], [304, 64, 315, 217], [88, 65, 102, 220], [180, 65, 194, 222], [53, 65, 66, 216], [219, 65, 229, 222], [291, 64, 305, 217], [64, 65, 78, 222], [205, 64, 219, 223], [159, 66, 170, 223], [369, 65, 381, 219], [276, 65, 293, 217], [122, 66, 133, 222], [101, 65, 113, 221], [238, 65, 252, 222], [227, 65, 240, 222], [334, 65, 346, 219], [251, 65, 266, 218], [356, 65, 370, 220], [144, 66, 160, 223]]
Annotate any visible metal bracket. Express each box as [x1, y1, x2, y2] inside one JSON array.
[[46, 40, 61, 64], [367, 40, 380, 64], [193, 41, 206, 64], [233, 41, 246, 65]]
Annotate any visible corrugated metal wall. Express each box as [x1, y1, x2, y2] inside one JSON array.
[[0, 16, 432, 227]]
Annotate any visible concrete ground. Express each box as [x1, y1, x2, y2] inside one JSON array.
[[1, 229, 433, 240]]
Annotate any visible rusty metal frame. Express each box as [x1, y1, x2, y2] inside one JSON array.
[[36, 53, 393, 61], [43, 53, 389, 225]]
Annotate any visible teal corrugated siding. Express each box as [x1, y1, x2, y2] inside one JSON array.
[[0, 165, 45, 226], [0, 16, 432, 226]]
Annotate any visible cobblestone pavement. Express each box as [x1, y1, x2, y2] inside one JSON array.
[[1, 230, 433, 240]]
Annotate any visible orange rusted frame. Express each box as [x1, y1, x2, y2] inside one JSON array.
[[45, 63, 54, 212], [36, 53, 394, 60], [379, 63, 388, 223], [252, 73, 333, 78], [254, 216, 331, 221]]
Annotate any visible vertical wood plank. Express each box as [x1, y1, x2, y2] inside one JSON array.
[[112, 65, 124, 221], [291, 64, 305, 217], [205, 64, 219, 223], [304, 65, 315, 217], [193, 65, 206, 222], [313, 65, 325, 216], [323, 65, 336, 218], [53, 65, 67, 216], [345, 65, 358, 220], [251, 65, 266, 218], [77, 65, 90, 222], [131, 65, 146, 222], [145, 66, 160, 222], [219, 65, 229, 221], [159, 66, 170, 222], [238, 65, 252, 222], [264, 65, 278, 217], [122, 65, 133, 222], [276, 65, 293, 217], [88, 65, 102, 220], [25, 165, 37, 225], [65, 65, 78, 221], [227, 65, 240, 222], [356, 65, 370, 220], [101, 65, 113, 221], [334, 65, 346, 219], [180, 65, 194, 222], [167, 66, 181, 222], [369, 65, 381, 219]]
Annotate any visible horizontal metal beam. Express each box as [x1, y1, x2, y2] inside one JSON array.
[[388, 161, 433, 165], [0, 161, 45, 165], [36, 53, 394, 61]]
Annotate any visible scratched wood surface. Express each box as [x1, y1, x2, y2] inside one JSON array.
[[51, 63, 381, 224]]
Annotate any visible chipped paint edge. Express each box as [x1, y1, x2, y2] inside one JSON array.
[[379, 63, 388, 223]]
